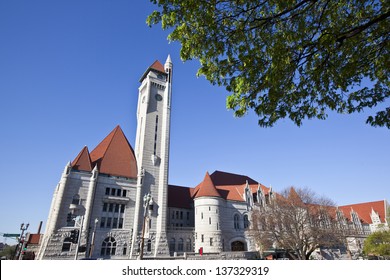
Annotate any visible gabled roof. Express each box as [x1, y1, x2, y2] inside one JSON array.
[[194, 172, 221, 199], [139, 60, 167, 82], [71, 146, 93, 172], [338, 200, 387, 224], [210, 170, 258, 185], [71, 125, 138, 178], [168, 185, 194, 209], [190, 170, 271, 202]]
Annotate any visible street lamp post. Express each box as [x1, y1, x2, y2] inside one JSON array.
[[69, 203, 84, 260], [139, 193, 153, 260], [74, 215, 84, 260], [89, 218, 99, 258]]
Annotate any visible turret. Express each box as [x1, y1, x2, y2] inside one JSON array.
[[194, 172, 223, 253]]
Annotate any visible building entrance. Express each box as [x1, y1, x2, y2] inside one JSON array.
[[231, 241, 245, 251]]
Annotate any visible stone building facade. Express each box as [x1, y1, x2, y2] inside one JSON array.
[[37, 57, 388, 260]]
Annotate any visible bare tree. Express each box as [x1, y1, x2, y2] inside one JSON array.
[[250, 187, 344, 260]]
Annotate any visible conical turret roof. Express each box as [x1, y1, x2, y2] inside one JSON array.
[[194, 172, 221, 198]]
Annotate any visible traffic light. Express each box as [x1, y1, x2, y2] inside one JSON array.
[[70, 229, 79, 243]]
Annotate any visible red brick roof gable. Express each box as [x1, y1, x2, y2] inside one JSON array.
[[89, 125, 138, 178], [71, 146, 92, 172]]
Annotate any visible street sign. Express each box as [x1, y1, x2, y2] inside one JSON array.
[[2, 233, 20, 238]]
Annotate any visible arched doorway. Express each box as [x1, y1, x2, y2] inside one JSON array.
[[231, 241, 245, 251]]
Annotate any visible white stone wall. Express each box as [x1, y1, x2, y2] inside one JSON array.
[[194, 196, 255, 254], [194, 197, 223, 253], [39, 169, 138, 259]]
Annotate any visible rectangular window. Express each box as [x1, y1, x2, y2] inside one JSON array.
[[115, 204, 120, 213], [116, 189, 121, 196], [209, 217, 211, 224], [100, 217, 106, 228], [112, 218, 118, 228], [105, 188, 110, 195], [106, 217, 112, 228], [122, 190, 127, 197], [210, 238, 213, 246], [111, 189, 116, 196], [118, 218, 123, 229], [176, 211, 179, 219], [201, 234, 204, 243], [103, 203, 107, 212], [109, 203, 114, 212], [120, 204, 125, 213], [180, 211, 183, 220]]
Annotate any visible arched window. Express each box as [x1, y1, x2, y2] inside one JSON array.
[[186, 238, 192, 252], [169, 238, 176, 253], [178, 238, 184, 252], [243, 215, 250, 229], [234, 214, 240, 230], [61, 237, 72, 252], [101, 237, 116, 256], [147, 240, 152, 252]]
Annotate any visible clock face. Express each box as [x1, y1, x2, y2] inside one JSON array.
[[155, 94, 163, 101]]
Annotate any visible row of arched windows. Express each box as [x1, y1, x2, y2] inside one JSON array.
[[169, 238, 192, 253], [62, 236, 122, 257]]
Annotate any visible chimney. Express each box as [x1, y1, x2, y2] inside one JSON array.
[[37, 221, 43, 234]]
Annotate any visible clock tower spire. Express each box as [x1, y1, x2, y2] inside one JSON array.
[[131, 55, 173, 257]]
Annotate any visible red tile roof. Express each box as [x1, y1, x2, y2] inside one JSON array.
[[338, 200, 387, 224], [71, 146, 93, 172], [194, 172, 221, 198], [214, 183, 271, 202], [139, 60, 167, 82], [168, 185, 194, 209], [190, 170, 271, 202], [210, 170, 258, 185], [82, 125, 138, 178]]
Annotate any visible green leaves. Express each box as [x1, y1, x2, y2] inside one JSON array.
[[363, 230, 390, 256], [148, 0, 390, 128]]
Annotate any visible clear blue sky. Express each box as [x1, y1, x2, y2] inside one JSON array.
[[0, 0, 389, 241]]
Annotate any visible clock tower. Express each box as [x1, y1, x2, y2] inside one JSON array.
[[131, 55, 173, 257]]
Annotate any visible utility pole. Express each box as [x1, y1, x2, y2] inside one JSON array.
[[13, 223, 29, 260]]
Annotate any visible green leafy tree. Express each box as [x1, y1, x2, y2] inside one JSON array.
[[148, 0, 389, 128], [0, 244, 17, 260], [363, 230, 390, 256]]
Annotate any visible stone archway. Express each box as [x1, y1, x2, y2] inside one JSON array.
[[231, 241, 245, 251]]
